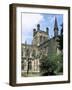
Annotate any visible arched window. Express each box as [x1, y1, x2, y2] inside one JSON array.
[[25, 48, 30, 57], [40, 36, 42, 43], [29, 61, 32, 70], [32, 49, 36, 58]]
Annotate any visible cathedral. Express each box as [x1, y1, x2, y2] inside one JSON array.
[[21, 17, 61, 75]]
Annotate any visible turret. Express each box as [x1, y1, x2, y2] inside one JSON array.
[[37, 24, 40, 31], [33, 28, 36, 36], [46, 27, 49, 35]]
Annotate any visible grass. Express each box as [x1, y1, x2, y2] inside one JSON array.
[[21, 71, 40, 77]]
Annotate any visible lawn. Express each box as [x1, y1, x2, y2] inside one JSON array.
[[21, 71, 40, 77]]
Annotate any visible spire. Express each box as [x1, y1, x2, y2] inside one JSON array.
[[54, 16, 58, 30], [54, 16, 58, 37]]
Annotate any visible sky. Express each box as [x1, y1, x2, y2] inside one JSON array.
[[21, 13, 63, 44]]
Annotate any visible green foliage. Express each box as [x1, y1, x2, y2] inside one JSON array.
[[57, 35, 63, 50], [40, 53, 63, 76], [57, 24, 63, 51], [56, 54, 63, 73]]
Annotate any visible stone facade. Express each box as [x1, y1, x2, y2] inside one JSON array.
[[21, 17, 60, 73]]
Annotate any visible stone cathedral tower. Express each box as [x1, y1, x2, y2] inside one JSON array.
[[32, 24, 49, 46]]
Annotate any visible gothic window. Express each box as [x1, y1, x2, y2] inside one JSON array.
[[21, 59, 24, 70], [24, 60, 27, 70], [43, 37, 46, 41], [40, 36, 42, 43], [29, 61, 32, 70], [32, 49, 36, 58], [21, 64, 24, 70], [25, 48, 30, 57], [36, 60, 39, 71], [21, 60, 27, 71]]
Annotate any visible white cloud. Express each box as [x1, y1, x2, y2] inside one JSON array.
[[22, 13, 44, 32], [22, 13, 44, 44]]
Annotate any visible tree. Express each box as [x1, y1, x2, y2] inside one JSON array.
[[40, 53, 63, 76], [56, 54, 63, 73], [57, 24, 63, 51], [55, 24, 63, 74], [40, 54, 57, 76]]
